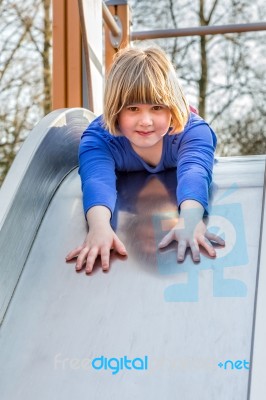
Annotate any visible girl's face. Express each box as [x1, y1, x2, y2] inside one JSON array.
[[117, 104, 172, 150]]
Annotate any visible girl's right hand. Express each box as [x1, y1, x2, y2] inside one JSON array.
[[66, 225, 127, 273], [66, 205, 127, 273]]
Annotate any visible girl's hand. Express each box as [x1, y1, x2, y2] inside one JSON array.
[[66, 206, 127, 273], [66, 225, 127, 273], [158, 201, 225, 262]]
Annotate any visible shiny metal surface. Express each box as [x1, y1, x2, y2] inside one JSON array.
[[0, 108, 96, 324], [249, 164, 266, 400], [0, 110, 265, 399]]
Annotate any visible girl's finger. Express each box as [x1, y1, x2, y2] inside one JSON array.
[[190, 240, 200, 262], [177, 240, 187, 262], [158, 230, 174, 248], [100, 247, 111, 271], [65, 246, 84, 260], [113, 235, 128, 255], [75, 247, 90, 271], [85, 248, 99, 274], [198, 236, 216, 257], [205, 231, 225, 246]]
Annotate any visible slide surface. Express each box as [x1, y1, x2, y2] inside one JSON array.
[[0, 109, 265, 399]]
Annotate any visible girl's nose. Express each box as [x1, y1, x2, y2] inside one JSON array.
[[139, 113, 152, 126]]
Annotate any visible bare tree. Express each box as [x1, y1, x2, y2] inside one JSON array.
[[0, 0, 52, 185]]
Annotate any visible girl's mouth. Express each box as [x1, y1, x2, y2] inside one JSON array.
[[136, 131, 154, 136]]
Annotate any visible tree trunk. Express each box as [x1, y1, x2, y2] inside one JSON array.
[[198, 0, 208, 119], [42, 0, 52, 115]]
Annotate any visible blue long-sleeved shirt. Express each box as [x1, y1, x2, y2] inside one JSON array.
[[78, 112, 217, 216]]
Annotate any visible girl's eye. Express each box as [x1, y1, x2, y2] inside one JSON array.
[[152, 105, 163, 111], [127, 106, 138, 112]]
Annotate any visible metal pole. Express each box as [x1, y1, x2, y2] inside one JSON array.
[[102, 1, 121, 37], [131, 22, 266, 41]]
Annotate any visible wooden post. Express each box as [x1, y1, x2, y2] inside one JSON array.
[[66, 0, 82, 108], [104, 0, 131, 73], [52, 0, 82, 109]]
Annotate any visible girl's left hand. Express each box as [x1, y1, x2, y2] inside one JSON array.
[[158, 215, 225, 262]]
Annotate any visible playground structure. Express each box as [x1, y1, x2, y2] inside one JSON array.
[[0, 1, 265, 399]]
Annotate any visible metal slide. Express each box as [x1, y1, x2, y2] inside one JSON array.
[[0, 108, 265, 399]]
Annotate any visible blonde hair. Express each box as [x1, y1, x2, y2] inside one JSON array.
[[103, 46, 190, 135]]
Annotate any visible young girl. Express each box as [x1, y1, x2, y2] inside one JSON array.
[[66, 46, 224, 274]]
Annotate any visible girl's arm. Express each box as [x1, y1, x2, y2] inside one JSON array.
[[66, 206, 127, 273], [176, 118, 216, 214], [78, 120, 118, 216], [159, 117, 224, 261], [66, 118, 127, 273]]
